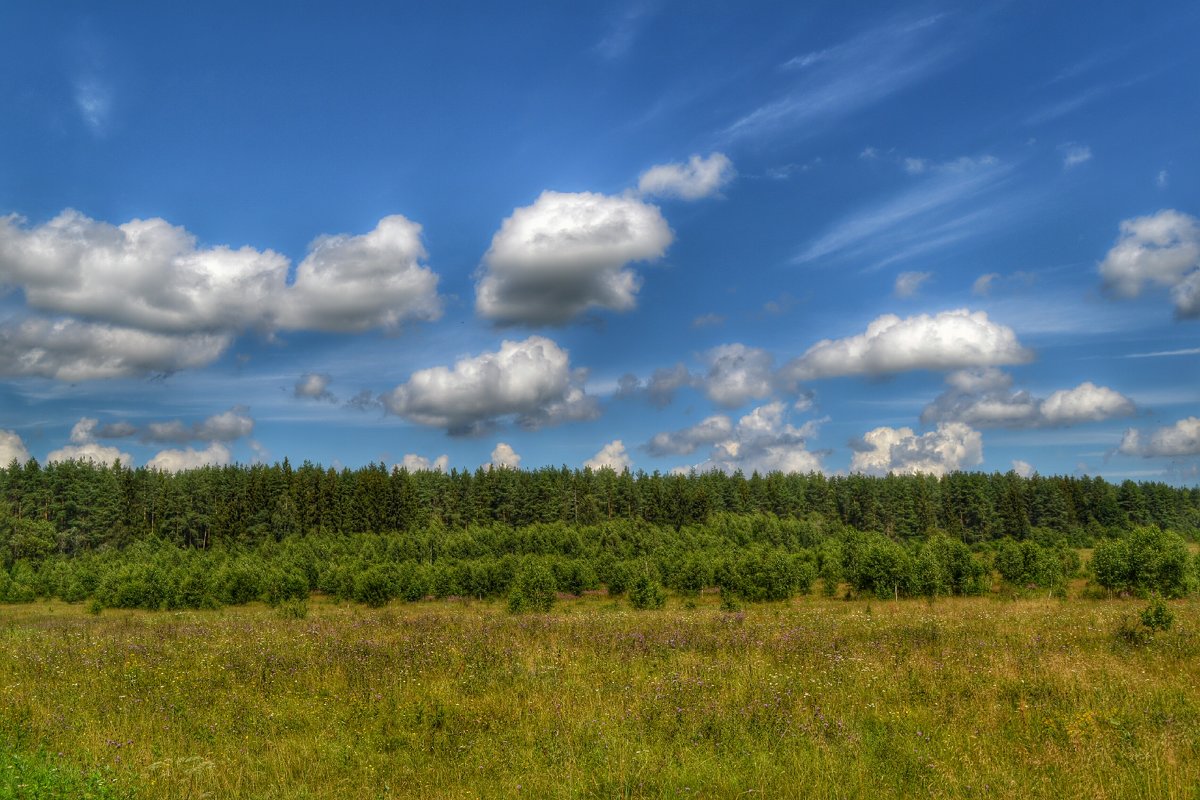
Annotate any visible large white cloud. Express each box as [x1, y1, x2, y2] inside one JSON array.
[[921, 369, 1135, 428], [47, 416, 133, 466], [474, 191, 673, 326], [276, 215, 442, 332], [383, 336, 598, 435], [637, 153, 735, 200], [147, 442, 233, 472], [0, 430, 30, 465], [1119, 417, 1200, 457], [0, 210, 443, 379], [1099, 209, 1200, 319], [584, 440, 633, 471], [851, 422, 983, 477], [782, 309, 1032, 381], [0, 318, 230, 380], [294, 373, 335, 402], [648, 402, 823, 474]]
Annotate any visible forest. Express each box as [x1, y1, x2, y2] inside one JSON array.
[[1, 458, 1198, 609]]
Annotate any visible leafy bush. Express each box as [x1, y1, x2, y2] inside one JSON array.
[[628, 563, 666, 610], [508, 560, 556, 613]]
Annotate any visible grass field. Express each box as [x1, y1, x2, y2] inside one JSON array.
[[2, 593, 1199, 799]]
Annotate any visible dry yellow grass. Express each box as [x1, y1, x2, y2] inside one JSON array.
[[2, 594, 1199, 799]]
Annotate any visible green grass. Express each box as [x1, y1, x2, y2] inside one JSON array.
[[2, 594, 1199, 799], [0, 743, 129, 800]]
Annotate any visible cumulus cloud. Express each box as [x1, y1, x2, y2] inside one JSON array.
[[1119, 417, 1200, 457], [0, 210, 443, 379], [1012, 459, 1035, 478], [147, 442, 233, 472], [1099, 209, 1200, 319], [921, 369, 1135, 428], [143, 407, 254, 444], [0, 430, 30, 465], [276, 215, 442, 332], [398, 453, 449, 472], [616, 363, 697, 407], [894, 270, 932, 298], [294, 373, 335, 402], [383, 336, 597, 435], [701, 344, 776, 407], [652, 402, 823, 474], [637, 153, 735, 200], [691, 313, 725, 328], [47, 442, 132, 467], [850, 422, 983, 476], [488, 442, 522, 469], [782, 309, 1032, 382], [584, 440, 633, 471], [0, 318, 230, 381], [474, 191, 673, 326], [646, 415, 734, 457]]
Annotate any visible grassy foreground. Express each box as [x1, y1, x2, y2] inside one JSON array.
[[2, 595, 1199, 799]]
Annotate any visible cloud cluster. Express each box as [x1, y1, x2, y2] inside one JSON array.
[[383, 336, 598, 435], [851, 422, 983, 476], [637, 153, 735, 200], [893, 271, 932, 298], [398, 453, 449, 472], [1119, 417, 1200, 457], [584, 440, 632, 471], [0, 211, 442, 379], [1099, 209, 1200, 319], [143, 407, 255, 444], [474, 191, 673, 326], [782, 309, 1032, 381], [147, 443, 233, 472], [701, 344, 776, 407], [0, 430, 30, 465], [921, 368, 1135, 428], [648, 402, 823, 475], [46, 417, 132, 466]]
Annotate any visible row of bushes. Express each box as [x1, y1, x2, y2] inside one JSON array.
[[0, 527, 1194, 610]]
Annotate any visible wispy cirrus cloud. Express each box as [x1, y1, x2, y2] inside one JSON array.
[[723, 14, 957, 142], [794, 156, 1012, 268]]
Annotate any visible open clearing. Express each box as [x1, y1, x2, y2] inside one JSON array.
[[3, 595, 1199, 799]]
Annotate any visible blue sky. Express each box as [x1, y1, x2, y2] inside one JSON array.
[[1, 1, 1198, 481]]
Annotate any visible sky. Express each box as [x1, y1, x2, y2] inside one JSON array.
[[0, 1, 1198, 482]]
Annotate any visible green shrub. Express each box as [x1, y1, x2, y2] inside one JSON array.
[[508, 560, 556, 613], [628, 564, 666, 610]]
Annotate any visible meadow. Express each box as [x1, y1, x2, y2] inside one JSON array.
[[3, 592, 1199, 799]]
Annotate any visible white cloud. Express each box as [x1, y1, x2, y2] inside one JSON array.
[[646, 415, 734, 456], [0, 318, 230, 381], [1157, 170, 1169, 189], [143, 407, 254, 444], [921, 370, 1135, 428], [648, 402, 823, 475], [1098, 209, 1200, 319], [294, 373, 335, 401], [782, 309, 1032, 382], [474, 191, 672, 326], [1061, 143, 1092, 168], [276, 215, 442, 332], [701, 344, 776, 407], [0, 210, 443, 379], [69, 417, 99, 444], [1012, 459, 1035, 478], [971, 272, 999, 296], [691, 313, 726, 328], [637, 153, 735, 200], [0, 430, 30, 465], [399, 453, 449, 472], [894, 270, 932, 297], [47, 442, 131, 467], [584, 440, 633, 471], [851, 422, 983, 476], [75, 78, 112, 133], [382, 336, 598, 435], [643, 363, 697, 407], [903, 157, 928, 175], [147, 442, 233, 472], [488, 442, 522, 469], [1119, 417, 1200, 457]]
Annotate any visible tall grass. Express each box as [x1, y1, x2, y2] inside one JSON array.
[[2, 594, 1198, 798]]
